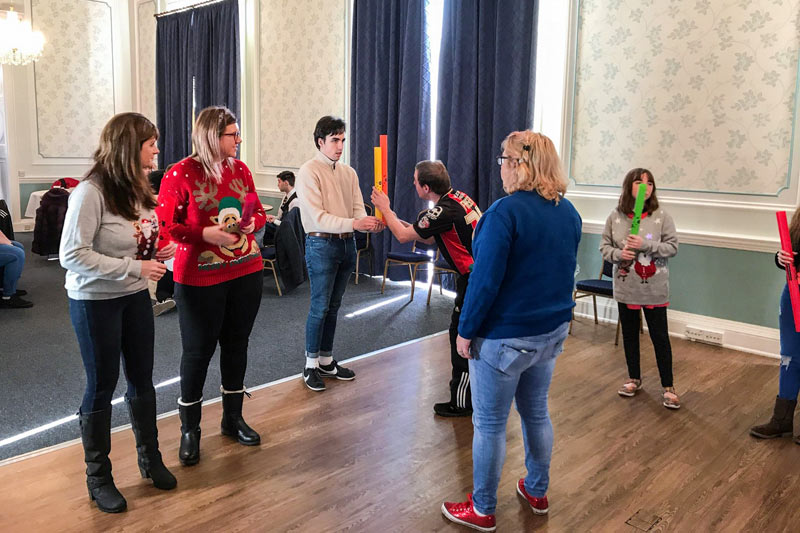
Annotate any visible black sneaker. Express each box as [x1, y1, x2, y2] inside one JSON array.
[[318, 360, 355, 380], [0, 289, 26, 296], [303, 367, 326, 391], [0, 294, 33, 309], [433, 402, 472, 418]]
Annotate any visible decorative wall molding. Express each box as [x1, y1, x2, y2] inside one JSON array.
[[254, 0, 349, 175], [134, 0, 157, 121], [30, 0, 116, 159], [573, 298, 780, 360], [570, 190, 786, 252], [561, 0, 800, 252], [567, 0, 800, 197]]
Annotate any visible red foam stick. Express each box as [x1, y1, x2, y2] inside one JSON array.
[[155, 196, 177, 251], [777, 211, 800, 332], [239, 192, 259, 230]]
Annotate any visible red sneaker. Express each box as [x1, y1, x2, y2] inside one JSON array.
[[441, 493, 496, 532], [517, 478, 549, 514]]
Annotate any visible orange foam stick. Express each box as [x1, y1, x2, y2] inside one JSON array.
[[777, 211, 800, 332], [380, 134, 388, 196], [374, 147, 383, 221]]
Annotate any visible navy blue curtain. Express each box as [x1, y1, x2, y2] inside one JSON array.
[[350, 0, 431, 278], [156, 10, 193, 168], [436, 0, 538, 211], [192, 0, 240, 120]]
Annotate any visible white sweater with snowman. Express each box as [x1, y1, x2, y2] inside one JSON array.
[[599, 208, 678, 306]]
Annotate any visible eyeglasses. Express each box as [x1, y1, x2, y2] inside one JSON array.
[[222, 131, 242, 139], [496, 155, 520, 166]]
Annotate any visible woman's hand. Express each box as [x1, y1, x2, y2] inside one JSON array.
[[456, 335, 473, 360], [778, 250, 796, 267], [625, 234, 643, 250], [155, 242, 177, 261], [240, 220, 255, 235], [141, 260, 167, 281], [620, 247, 636, 261], [202, 225, 238, 246]]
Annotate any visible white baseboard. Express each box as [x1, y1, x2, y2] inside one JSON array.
[[573, 298, 780, 359], [15, 219, 34, 232]]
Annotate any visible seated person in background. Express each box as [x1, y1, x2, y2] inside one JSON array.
[[148, 166, 176, 317], [0, 229, 33, 308], [261, 170, 298, 246]]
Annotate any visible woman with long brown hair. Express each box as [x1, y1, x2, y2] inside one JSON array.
[[60, 112, 177, 513], [750, 209, 800, 443], [158, 106, 266, 466]]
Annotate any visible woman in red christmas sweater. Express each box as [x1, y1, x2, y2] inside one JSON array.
[[158, 106, 266, 466]]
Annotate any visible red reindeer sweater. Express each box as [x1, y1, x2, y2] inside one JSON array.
[[158, 157, 266, 286]]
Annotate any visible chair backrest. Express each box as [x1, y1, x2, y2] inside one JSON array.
[[411, 240, 437, 258], [355, 204, 372, 249], [601, 260, 614, 279]]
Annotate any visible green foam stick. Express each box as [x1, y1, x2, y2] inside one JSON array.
[[630, 182, 647, 235]]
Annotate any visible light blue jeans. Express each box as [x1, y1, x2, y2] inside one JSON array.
[[469, 321, 569, 515], [304, 235, 357, 357], [0, 240, 25, 295]]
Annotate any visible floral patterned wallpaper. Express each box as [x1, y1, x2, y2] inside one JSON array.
[[570, 0, 800, 195], [31, 0, 115, 159], [258, 0, 348, 169], [137, 1, 157, 124]]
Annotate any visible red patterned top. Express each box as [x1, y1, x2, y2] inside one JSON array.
[[158, 157, 266, 287]]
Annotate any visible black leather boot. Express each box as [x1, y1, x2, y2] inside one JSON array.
[[750, 396, 796, 438], [79, 408, 127, 513], [220, 390, 261, 446], [126, 390, 177, 490], [178, 399, 202, 466]]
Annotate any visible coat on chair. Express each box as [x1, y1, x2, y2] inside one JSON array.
[[32, 188, 70, 256], [274, 207, 307, 293]]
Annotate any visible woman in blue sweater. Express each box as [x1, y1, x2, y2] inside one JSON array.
[[441, 131, 581, 532]]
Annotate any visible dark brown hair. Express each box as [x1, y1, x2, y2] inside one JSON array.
[[789, 209, 800, 250], [277, 170, 295, 187], [87, 112, 158, 220], [618, 168, 660, 215], [415, 160, 451, 195]]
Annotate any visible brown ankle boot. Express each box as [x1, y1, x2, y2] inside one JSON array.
[[750, 396, 796, 439]]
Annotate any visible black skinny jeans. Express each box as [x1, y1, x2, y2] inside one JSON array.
[[69, 289, 155, 413], [618, 303, 673, 387], [175, 270, 263, 402]]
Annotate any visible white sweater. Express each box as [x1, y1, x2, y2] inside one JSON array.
[[296, 151, 367, 234]]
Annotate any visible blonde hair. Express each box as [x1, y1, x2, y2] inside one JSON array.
[[500, 131, 567, 203], [87, 112, 158, 220], [191, 106, 236, 182]]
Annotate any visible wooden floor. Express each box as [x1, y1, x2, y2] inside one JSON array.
[[2, 321, 800, 532]]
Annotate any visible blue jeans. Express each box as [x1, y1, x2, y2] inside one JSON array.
[[469, 321, 569, 515], [0, 240, 25, 295], [69, 290, 156, 412], [304, 235, 356, 357]]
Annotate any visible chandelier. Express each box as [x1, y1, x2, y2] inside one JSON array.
[[0, 8, 45, 66]]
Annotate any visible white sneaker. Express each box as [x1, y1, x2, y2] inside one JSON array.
[[153, 298, 176, 317]]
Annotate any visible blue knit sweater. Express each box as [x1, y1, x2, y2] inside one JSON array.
[[458, 190, 582, 340]]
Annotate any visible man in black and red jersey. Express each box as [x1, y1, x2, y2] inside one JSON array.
[[372, 160, 481, 417]]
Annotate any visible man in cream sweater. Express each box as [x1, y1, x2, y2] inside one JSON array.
[[296, 116, 382, 391]]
